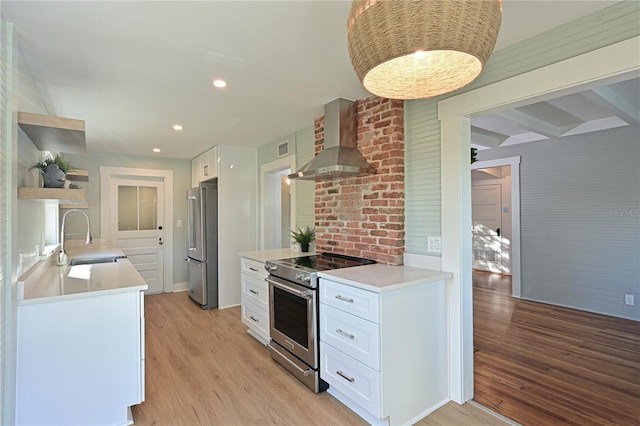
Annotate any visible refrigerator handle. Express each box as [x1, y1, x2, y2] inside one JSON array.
[[187, 195, 197, 251]]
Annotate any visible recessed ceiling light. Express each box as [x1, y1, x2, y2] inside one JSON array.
[[212, 79, 227, 88], [173, 124, 183, 131], [153, 148, 161, 153]]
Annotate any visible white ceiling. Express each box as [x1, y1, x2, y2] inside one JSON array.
[[2, 0, 622, 160], [471, 77, 640, 150]]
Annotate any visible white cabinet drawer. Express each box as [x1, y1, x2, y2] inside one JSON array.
[[241, 273, 268, 310], [241, 299, 269, 339], [320, 278, 380, 323], [320, 304, 380, 370], [241, 258, 267, 279], [320, 342, 381, 418]]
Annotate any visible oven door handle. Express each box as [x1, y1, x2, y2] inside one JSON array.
[[268, 343, 313, 376], [266, 277, 311, 298]]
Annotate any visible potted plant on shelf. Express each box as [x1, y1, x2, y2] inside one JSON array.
[[29, 153, 75, 188], [290, 225, 315, 253]]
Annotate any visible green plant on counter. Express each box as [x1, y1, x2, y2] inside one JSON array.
[[290, 226, 315, 252], [29, 153, 75, 174]]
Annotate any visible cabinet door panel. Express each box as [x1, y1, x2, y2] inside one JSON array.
[[320, 341, 381, 418], [320, 304, 380, 370], [241, 299, 269, 340], [319, 278, 380, 323], [241, 274, 268, 310], [241, 258, 267, 279]]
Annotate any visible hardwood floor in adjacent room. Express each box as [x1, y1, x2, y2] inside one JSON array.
[[473, 271, 640, 425], [132, 292, 509, 426]]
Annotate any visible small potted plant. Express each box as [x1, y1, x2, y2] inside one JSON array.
[[290, 225, 315, 252], [29, 153, 75, 188]]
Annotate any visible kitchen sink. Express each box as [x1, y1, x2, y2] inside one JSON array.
[[69, 256, 122, 266]]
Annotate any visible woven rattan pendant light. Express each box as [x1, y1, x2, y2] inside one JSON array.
[[347, 0, 502, 100]]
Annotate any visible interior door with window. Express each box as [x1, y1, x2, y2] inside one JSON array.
[[111, 178, 165, 293]]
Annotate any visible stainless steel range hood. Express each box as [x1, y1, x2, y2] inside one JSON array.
[[288, 98, 374, 181]]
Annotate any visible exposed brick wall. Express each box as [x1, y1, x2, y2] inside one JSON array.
[[315, 96, 405, 265]]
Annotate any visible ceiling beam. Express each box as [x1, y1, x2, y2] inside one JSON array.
[[581, 87, 639, 125], [496, 108, 582, 138], [470, 126, 509, 148]]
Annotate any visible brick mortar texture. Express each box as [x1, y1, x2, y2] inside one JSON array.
[[314, 96, 405, 265]]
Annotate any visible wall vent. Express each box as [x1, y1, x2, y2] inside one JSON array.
[[278, 140, 289, 157]]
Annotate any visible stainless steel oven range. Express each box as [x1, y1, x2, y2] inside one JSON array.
[[265, 253, 375, 393]]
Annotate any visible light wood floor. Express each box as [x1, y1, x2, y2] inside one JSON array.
[[473, 271, 640, 425], [132, 292, 509, 426]]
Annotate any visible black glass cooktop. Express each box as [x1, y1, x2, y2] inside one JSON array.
[[275, 252, 375, 272]]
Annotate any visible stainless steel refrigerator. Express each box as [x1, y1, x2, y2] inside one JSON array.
[[186, 179, 218, 309]]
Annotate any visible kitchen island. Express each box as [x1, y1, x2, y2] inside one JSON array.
[[15, 243, 147, 426]]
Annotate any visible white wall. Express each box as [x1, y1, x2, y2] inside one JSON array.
[[257, 126, 316, 245], [2, 18, 52, 423]]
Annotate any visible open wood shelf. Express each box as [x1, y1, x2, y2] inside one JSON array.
[[66, 169, 89, 182], [18, 187, 86, 203]]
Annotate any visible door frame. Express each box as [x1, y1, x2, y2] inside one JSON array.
[[472, 157, 521, 297], [438, 37, 639, 404], [260, 155, 296, 249], [100, 166, 174, 293]]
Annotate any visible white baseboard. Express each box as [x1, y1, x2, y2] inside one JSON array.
[[403, 253, 442, 270], [173, 282, 188, 292]]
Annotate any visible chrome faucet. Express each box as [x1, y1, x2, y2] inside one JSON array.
[[58, 209, 92, 266]]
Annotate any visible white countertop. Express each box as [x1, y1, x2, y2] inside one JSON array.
[[239, 248, 315, 263], [318, 264, 452, 293], [18, 244, 148, 305]]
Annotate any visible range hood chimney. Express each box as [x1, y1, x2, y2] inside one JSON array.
[[288, 98, 374, 181]]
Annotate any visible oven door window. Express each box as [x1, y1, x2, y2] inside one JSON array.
[[273, 287, 309, 349]]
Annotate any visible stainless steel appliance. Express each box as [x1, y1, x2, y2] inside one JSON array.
[[288, 98, 374, 182], [265, 253, 375, 392], [186, 180, 218, 309]]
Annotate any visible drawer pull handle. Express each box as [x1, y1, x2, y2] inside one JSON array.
[[336, 329, 355, 340], [249, 315, 259, 323], [337, 370, 355, 383], [249, 289, 259, 295], [249, 267, 259, 272], [335, 295, 354, 303]]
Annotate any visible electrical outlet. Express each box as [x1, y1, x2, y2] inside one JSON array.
[[625, 294, 635, 306], [427, 236, 442, 253], [176, 219, 183, 228]]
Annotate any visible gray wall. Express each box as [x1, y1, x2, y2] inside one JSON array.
[[404, 1, 640, 258], [477, 126, 639, 320], [63, 152, 191, 286]]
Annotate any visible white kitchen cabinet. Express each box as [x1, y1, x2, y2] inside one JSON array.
[[191, 146, 218, 187], [191, 145, 257, 309], [216, 145, 257, 308], [240, 257, 270, 344], [16, 289, 145, 426], [319, 276, 448, 426]]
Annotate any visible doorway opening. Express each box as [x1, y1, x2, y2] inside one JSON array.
[[471, 157, 521, 297], [438, 37, 639, 404], [261, 155, 296, 249]]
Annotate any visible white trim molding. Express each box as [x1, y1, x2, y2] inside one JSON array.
[[438, 36, 640, 404]]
